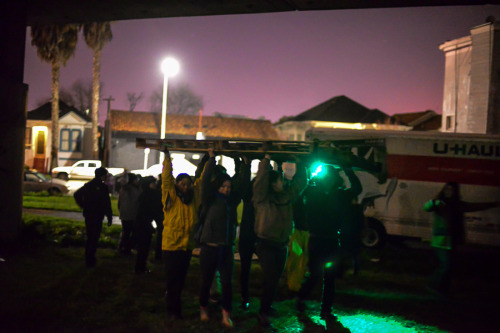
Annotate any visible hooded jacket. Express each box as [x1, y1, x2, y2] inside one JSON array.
[[199, 157, 250, 246], [252, 157, 307, 246], [74, 177, 112, 222], [161, 156, 205, 251]]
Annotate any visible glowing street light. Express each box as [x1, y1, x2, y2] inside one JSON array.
[[159, 57, 180, 164]]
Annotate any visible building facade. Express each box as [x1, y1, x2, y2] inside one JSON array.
[[440, 19, 500, 134], [109, 110, 280, 171], [25, 102, 93, 173]]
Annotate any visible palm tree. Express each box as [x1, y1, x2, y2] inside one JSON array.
[[83, 22, 113, 159], [31, 24, 79, 171]]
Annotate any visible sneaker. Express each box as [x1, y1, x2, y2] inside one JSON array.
[[222, 309, 234, 328], [296, 298, 305, 313], [200, 306, 209, 322], [257, 312, 271, 327]]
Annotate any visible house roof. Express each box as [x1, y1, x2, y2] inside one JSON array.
[[392, 110, 442, 131], [27, 101, 91, 122], [289, 95, 390, 124], [110, 110, 280, 140]]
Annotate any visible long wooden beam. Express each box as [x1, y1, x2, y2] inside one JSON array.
[[135, 138, 383, 174]]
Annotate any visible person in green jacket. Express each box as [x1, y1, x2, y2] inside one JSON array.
[[424, 182, 500, 297]]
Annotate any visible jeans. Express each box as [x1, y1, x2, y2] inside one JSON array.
[[199, 244, 234, 311], [239, 235, 256, 302], [119, 219, 134, 254], [298, 236, 339, 313], [85, 217, 103, 267], [164, 250, 192, 317], [255, 238, 288, 315], [430, 247, 453, 295]]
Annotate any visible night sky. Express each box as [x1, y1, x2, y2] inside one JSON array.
[[23, 5, 500, 124]]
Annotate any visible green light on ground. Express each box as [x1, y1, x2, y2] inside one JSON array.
[[325, 261, 333, 269], [307, 312, 447, 333]]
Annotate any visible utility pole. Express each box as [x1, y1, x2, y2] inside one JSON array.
[[103, 96, 114, 167]]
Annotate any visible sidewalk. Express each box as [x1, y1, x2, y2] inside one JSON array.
[[23, 208, 121, 225]]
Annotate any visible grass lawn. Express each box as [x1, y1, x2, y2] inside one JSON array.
[[1, 216, 499, 333], [23, 193, 119, 216]]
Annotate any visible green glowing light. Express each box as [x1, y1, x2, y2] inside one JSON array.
[[325, 261, 333, 269], [311, 162, 324, 178]]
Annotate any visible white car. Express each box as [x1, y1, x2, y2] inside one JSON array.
[[131, 157, 197, 178]]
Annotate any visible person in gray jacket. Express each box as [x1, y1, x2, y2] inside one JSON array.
[[198, 149, 250, 328], [252, 154, 307, 327]]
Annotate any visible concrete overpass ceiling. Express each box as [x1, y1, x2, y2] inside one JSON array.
[[26, 0, 498, 25]]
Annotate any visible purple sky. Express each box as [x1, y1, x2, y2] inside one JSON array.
[[24, 5, 500, 124]]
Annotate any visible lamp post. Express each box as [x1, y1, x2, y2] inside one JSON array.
[[159, 57, 180, 164]]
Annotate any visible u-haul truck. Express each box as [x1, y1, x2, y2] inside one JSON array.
[[307, 128, 500, 248]]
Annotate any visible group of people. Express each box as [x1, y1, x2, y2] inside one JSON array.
[[160, 147, 364, 328], [74, 167, 164, 273], [73, 149, 500, 330]]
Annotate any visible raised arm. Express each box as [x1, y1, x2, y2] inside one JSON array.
[[161, 149, 175, 205], [252, 155, 271, 204], [195, 153, 210, 180], [231, 156, 251, 202], [461, 201, 500, 213], [287, 161, 307, 202], [201, 149, 216, 205]]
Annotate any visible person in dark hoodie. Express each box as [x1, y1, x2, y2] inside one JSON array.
[[118, 173, 140, 255], [198, 148, 250, 329], [252, 154, 307, 327], [134, 176, 163, 274], [296, 165, 361, 321], [74, 167, 113, 268]]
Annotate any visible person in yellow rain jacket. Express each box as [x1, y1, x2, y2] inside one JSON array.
[[161, 147, 206, 319]]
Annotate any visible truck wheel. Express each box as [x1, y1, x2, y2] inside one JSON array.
[[362, 218, 387, 249], [57, 173, 69, 181]]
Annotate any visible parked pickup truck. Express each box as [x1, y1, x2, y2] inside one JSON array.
[[51, 160, 125, 181]]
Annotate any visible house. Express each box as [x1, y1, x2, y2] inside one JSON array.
[[439, 19, 500, 134], [391, 110, 442, 131], [108, 110, 280, 171], [274, 95, 411, 141], [25, 101, 93, 173]]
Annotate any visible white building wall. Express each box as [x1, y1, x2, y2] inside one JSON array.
[[440, 21, 500, 134]]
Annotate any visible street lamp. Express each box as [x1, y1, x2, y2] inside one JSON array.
[[159, 57, 180, 164]]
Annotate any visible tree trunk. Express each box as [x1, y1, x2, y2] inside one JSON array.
[[50, 61, 60, 171], [92, 48, 101, 159]]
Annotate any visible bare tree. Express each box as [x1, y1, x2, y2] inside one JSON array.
[[60, 78, 94, 112], [149, 82, 203, 115], [39, 78, 102, 113], [126, 92, 144, 112]]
